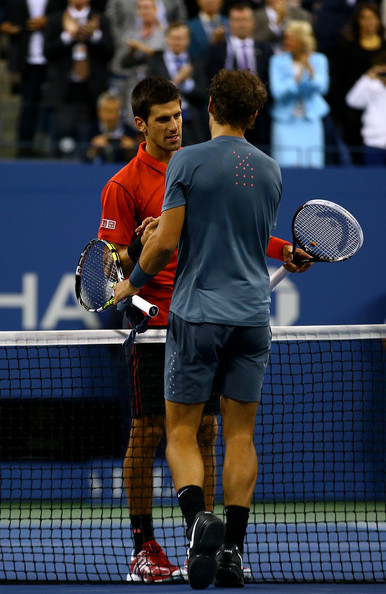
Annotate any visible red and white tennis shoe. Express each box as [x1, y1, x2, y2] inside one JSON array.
[[126, 540, 183, 583]]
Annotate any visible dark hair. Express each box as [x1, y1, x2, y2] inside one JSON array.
[[166, 20, 189, 34], [131, 76, 181, 121], [343, 2, 384, 43], [208, 69, 267, 130], [229, 3, 254, 13], [372, 49, 386, 66]]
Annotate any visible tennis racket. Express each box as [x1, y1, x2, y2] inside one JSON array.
[[75, 238, 159, 316], [269, 199, 364, 291]]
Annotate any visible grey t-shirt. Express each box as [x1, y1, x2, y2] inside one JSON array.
[[162, 136, 282, 326]]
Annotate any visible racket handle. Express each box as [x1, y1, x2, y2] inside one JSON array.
[[269, 266, 289, 291], [132, 295, 159, 317]]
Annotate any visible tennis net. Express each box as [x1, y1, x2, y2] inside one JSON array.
[[0, 325, 385, 583]]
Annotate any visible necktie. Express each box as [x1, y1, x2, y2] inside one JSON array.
[[241, 41, 249, 71], [175, 55, 185, 71]]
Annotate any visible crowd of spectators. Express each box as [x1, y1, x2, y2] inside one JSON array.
[[0, 0, 385, 166]]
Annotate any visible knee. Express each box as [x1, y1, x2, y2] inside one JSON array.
[[129, 416, 164, 448]]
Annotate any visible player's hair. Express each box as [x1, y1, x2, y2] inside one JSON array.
[[208, 69, 267, 130], [131, 77, 181, 122]]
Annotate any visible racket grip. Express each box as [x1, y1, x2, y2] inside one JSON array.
[[132, 295, 159, 317], [269, 266, 289, 291]]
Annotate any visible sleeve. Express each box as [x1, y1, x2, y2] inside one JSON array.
[[161, 151, 190, 212], [269, 54, 298, 100], [346, 75, 380, 109], [298, 53, 329, 97], [98, 181, 138, 245]]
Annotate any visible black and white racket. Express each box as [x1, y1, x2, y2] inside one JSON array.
[[75, 238, 159, 316], [269, 199, 364, 290]]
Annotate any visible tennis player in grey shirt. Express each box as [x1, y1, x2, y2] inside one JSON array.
[[114, 69, 311, 590], [162, 134, 282, 327]]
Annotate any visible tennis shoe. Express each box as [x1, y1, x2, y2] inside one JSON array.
[[126, 539, 182, 583], [214, 544, 244, 588], [243, 563, 252, 582], [186, 510, 226, 589]]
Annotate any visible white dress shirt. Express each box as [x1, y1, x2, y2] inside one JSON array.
[[26, 0, 48, 64]]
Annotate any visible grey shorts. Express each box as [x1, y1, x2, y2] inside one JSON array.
[[165, 313, 271, 404]]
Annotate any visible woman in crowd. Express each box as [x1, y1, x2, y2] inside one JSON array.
[[269, 19, 329, 168], [329, 2, 386, 164]]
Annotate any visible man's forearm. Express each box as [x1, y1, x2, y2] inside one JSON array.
[[138, 231, 175, 276]]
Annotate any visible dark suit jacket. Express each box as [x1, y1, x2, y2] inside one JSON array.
[[147, 51, 209, 143], [43, 8, 114, 106], [188, 14, 229, 58], [147, 52, 208, 106], [206, 38, 273, 148], [1, 0, 65, 73], [206, 38, 271, 84], [254, 6, 312, 44]]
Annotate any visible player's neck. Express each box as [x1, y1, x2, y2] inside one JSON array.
[[145, 143, 176, 164], [210, 121, 245, 139]]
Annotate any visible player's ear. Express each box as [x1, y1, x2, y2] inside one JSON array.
[[134, 116, 147, 134], [249, 110, 258, 126], [208, 96, 214, 115]]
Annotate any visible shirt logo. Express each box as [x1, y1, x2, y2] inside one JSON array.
[[101, 218, 116, 229]]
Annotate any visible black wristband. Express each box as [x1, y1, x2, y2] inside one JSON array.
[[127, 235, 143, 263]]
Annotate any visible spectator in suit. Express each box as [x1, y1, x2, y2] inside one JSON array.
[[254, 0, 311, 49], [147, 21, 209, 144], [269, 20, 330, 167], [43, 0, 114, 157], [0, 0, 65, 157], [188, 0, 229, 58], [329, 2, 386, 164], [106, 0, 187, 80], [207, 3, 272, 149], [304, 0, 360, 58], [86, 90, 140, 162], [117, 0, 166, 126]]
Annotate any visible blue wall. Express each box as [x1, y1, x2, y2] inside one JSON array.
[[0, 161, 385, 330]]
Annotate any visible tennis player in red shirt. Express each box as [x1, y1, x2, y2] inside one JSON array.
[[98, 77, 218, 583]]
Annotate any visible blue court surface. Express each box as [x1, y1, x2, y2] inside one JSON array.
[[0, 584, 386, 594]]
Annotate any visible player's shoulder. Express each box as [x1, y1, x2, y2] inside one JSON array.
[[172, 141, 211, 160], [253, 145, 281, 172], [104, 155, 140, 192]]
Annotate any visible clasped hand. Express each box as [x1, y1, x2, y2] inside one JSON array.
[[113, 217, 160, 305]]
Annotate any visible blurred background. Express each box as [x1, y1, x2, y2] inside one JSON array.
[[0, 0, 385, 330]]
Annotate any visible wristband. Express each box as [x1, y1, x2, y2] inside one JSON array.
[[266, 236, 291, 261], [129, 261, 156, 288], [127, 236, 143, 263]]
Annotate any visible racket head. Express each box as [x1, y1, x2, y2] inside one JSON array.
[[292, 199, 364, 263], [75, 238, 124, 313]]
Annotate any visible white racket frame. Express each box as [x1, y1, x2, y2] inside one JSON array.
[[269, 200, 364, 291]]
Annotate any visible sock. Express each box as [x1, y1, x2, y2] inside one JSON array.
[[130, 515, 144, 556], [140, 514, 155, 544], [224, 505, 249, 555], [177, 485, 206, 531]]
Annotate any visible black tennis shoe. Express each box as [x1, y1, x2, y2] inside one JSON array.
[[186, 510, 225, 590], [214, 544, 245, 588]]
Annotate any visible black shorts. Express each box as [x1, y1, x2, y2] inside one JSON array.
[[129, 342, 219, 418]]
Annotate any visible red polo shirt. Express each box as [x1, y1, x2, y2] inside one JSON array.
[[98, 142, 177, 326]]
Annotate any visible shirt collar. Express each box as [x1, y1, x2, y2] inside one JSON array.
[[230, 35, 254, 48], [137, 142, 168, 174], [68, 6, 90, 20]]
